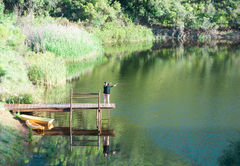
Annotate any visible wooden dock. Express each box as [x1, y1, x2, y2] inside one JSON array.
[[4, 89, 115, 151]]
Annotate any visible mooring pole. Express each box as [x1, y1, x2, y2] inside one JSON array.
[[70, 89, 73, 151]]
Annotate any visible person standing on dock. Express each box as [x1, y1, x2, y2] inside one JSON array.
[[103, 82, 118, 105]]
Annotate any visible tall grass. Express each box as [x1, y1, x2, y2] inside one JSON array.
[[88, 22, 155, 44], [24, 23, 103, 61], [44, 24, 103, 61]]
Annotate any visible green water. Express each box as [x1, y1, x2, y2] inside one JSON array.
[[22, 40, 240, 166]]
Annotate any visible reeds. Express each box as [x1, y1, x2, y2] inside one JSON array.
[[26, 23, 103, 61], [89, 22, 154, 44], [44, 24, 103, 61]]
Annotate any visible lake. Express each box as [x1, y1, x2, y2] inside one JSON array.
[[22, 40, 240, 166]]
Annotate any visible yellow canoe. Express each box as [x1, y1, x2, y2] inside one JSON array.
[[20, 114, 54, 128], [26, 120, 45, 130]]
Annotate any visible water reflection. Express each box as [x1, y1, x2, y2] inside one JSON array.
[[23, 108, 116, 166], [218, 140, 240, 165], [22, 40, 240, 166]]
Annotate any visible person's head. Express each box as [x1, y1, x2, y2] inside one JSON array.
[[104, 82, 108, 86]]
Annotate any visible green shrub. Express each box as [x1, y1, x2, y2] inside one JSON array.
[[82, 0, 122, 27], [0, 65, 5, 77], [0, 0, 4, 20], [0, 24, 26, 49], [122, 0, 239, 29]]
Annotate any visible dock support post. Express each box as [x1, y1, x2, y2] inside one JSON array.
[[70, 89, 73, 151], [97, 90, 101, 134], [98, 109, 101, 134], [96, 109, 98, 128]]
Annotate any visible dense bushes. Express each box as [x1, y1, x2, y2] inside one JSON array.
[[3, 0, 239, 30], [2, 0, 239, 29], [121, 0, 240, 29], [0, 23, 25, 49], [0, 0, 3, 20]]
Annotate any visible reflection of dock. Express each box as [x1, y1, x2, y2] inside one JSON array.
[[69, 89, 113, 151], [34, 127, 115, 137]]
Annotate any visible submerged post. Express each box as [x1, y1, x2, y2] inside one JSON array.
[[98, 90, 101, 134], [98, 135, 100, 150], [70, 89, 73, 150]]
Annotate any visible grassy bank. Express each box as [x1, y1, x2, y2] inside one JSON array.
[[0, 15, 106, 164], [0, 102, 27, 166], [0, 14, 105, 101], [0, 13, 156, 103], [0, 21, 40, 104]]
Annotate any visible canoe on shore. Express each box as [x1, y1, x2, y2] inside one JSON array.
[[26, 120, 45, 130], [20, 114, 54, 128]]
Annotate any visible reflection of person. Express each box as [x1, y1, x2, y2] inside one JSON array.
[[103, 136, 109, 157], [103, 82, 118, 105]]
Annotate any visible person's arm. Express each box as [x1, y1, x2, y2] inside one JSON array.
[[109, 83, 118, 87]]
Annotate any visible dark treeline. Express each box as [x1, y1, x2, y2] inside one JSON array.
[[1, 0, 240, 30]]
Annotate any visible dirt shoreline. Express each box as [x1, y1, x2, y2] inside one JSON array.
[[0, 106, 29, 166]]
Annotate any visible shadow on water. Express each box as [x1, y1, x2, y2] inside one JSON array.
[[20, 39, 240, 166], [218, 140, 240, 166]]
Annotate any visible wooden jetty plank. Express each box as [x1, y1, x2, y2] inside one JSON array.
[[34, 128, 115, 137], [72, 97, 99, 99], [4, 103, 115, 112], [73, 140, 98, 142], [73, 93, 99, 95], [71, 145, 98, 147]]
